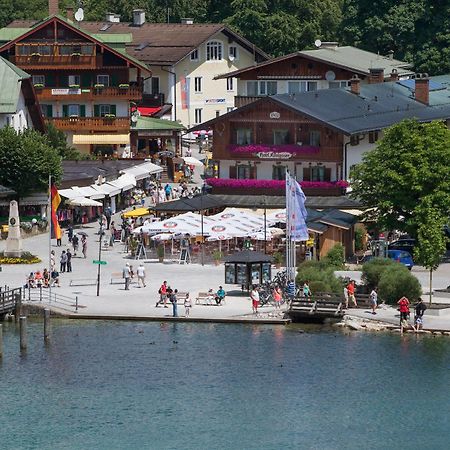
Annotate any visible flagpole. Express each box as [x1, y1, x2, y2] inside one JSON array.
[[48, 174, 52, 302]]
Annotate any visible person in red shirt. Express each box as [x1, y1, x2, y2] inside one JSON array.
[[346, 280, 357, 308], [397, 296, 410, 331], [156, 280, 168, 308]]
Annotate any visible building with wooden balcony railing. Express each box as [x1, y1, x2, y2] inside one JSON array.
[[0, 14, 150, 156]]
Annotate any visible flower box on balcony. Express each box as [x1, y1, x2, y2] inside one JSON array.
[[119, 83, 130, 89], [30, 53, 41, 58], [228, 144, 321, 155], [81, 89, 91, 93], [104, 114, 116, 119], [71, 52, 81, 57], [69, 115, 79, 119], [33, 83, 44, 88], [69, 84, 80, 89], [94, 84, 105, 89]]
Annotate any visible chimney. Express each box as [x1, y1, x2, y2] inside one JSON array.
[[368, 68, 384, 84], [181, 18, 194, 25], [133, 9, 145, 26], [320, 42, 339, 50], [390, 68, 399, 82], [66, 7, 74, 21], [350, 75, 361, 95], [105, 12, 120, 23], [387, 50, 394, 60], [415, 73, 430, 105], [49, 0, 58, 15]]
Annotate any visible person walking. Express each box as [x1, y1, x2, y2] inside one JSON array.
[[170, 288, 178, 317], [67, 225, 73, 243], [156, 281, 168, 307], [273, 285, 283, 309], [72, 234, 79, 256], [123, 263, 131, 290], [184, 293, 192, 317], [136, 263, 146, 287], [81, 235, 87, 259], [66, 249, 72, 273], [344, 283, 349, 309], [398, 296, 410, 332], [414, 298, 427, 332], [50, 250, 56, 271], [250, 285, 260, 314], [60, 250, 67, 273], [303, 281, 312, 300], [369, 287, 378, 314], [346, 280, 357, 308]]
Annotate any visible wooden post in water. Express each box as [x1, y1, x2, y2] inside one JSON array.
[[44, 309, 50, 342], [0, 323, 3, 358], [14, 293, 21, 323], [19, 316, 27, 350]]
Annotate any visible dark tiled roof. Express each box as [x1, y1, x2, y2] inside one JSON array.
[[6, 20, 268, 65]]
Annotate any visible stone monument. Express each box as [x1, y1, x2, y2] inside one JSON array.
[[5, 200, 23, 257]]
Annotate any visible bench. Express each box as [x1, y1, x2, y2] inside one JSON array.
[[195, 291, 225, 306], [110, 272, 138, 285], [70, 278, 97, 287]]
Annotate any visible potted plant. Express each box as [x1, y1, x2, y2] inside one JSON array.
[[273, 251, 284, 269], [94, 83, 105, 89], [119, 83, 130, 89], [30, 52, 41, 59], [104, 113, 116, 119], [71, 52, 81, 59], [157, 244, 165, 263], [33, 83, 44, 89], [212, 250, 223, 266]]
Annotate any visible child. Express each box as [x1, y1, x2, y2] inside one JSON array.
[[184, 293, 192, 317]]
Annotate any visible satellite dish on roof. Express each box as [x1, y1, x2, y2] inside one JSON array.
[[75, 8, 84, 22], [314, 39, 322, 48], [325, 70, 336, 81], [229, 55, 235, 62]]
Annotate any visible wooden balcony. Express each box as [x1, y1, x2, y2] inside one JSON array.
[[12, 54, 99, 70], [46, 117, 130, 132], [234, 95, 263, 108], [36, 86, 142, 101]]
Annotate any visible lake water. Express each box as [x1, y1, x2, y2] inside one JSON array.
[[1, 320, 449, 449]]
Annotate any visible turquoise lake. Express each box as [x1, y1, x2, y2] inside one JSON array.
[[0, 320, 449, 449]]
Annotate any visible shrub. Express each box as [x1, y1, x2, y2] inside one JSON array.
[[362, 258, 398, 289], [323, 244, 345, 268], [355, 228, 364, 251], [378, 267, 422, 304], [296, 261, 342, 293]]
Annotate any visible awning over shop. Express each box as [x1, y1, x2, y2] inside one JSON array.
[[137, 107, 162, 117], [106, 174, 136, 192], [72, 186, 105, 200], [122, 207, 150, 218], [72, 134, 130, 145], [182, 156, 204, 167], [67, 197, 103, 207], [59, 188, 81, 199], [120, 161, 163, 180], [91, 183, 121, 197]]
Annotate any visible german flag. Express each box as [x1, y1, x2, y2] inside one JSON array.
[[50, 184, 62, 240]]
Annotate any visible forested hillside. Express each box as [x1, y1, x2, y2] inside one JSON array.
[[1, 0, 450, 74]]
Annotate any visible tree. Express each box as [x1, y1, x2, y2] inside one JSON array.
[[414, 197, 448, 303], [45, 122, 89, 160], [0, 127, 62, 199], [350, 120, 450, 238]]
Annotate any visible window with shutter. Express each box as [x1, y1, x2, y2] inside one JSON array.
[[46, 73, 55, 87], [229, 166, 237, 179], [111, 74, 118, 87], [62, 105, 68, 117], [250, 166, 257, 179], [79, 105, 86, 117], [47, 105, 53, 117], [303, 168, 311, 181], [94, 105, 100, 117], [81, 73, 92, 87], [110, 104, 116, 116]]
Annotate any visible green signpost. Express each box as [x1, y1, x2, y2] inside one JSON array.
[[93, 260, 107, 265]]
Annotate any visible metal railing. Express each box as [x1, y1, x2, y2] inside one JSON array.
[[23, 286, 80, 313]]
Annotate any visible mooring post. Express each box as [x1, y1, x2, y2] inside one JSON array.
[[19, 316, 27, 351], [44, 309, 50, 342], [14, 293, 21, 323], [75, 296, 78, 312], [0, 323, 3, 358]]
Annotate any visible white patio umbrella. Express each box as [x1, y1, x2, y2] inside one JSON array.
[[67, 197, 103, 207], [183, 156, 204, 167]]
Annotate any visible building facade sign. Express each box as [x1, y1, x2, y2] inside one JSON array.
[[51, 88, 81, 95], [255, 151, 292, 159], [269, 111, 280, 119], [205, 98, 226, 104]]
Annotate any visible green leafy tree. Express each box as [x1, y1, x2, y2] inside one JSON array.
[[350, 119, 450, 239], [322, 243, 345, 268], [378, 265, 422, 304], [0, 127, 62, 199], [362, 257, 397, 289], [414, 197, 449, 303]]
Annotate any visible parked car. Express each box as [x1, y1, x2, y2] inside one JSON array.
[[388, 238, 416, 257], [387, 250, 414, 270]]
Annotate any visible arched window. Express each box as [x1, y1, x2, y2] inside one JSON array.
[[206, 41, 223, 61]]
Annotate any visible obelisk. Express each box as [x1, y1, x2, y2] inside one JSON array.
[[5, 200, 22, 257]]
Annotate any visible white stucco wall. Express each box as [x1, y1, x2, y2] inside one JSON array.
[[0, 88, 30, 132], [345, 132, 384, 179]]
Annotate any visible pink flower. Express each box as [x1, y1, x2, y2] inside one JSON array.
[[205, 179, 349, 189], [228, 144, 320, 154]]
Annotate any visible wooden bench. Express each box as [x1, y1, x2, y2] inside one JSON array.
[[70, 278, 97, 287], [196, 292, 215, 305], [110, 273, 137, 285]]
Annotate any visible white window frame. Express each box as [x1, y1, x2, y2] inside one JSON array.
[[68, 75, 81, 87], [96, 75, 110, 86], [229, 45, 238, 60], [288, 81, 307, 94], [151, 76, 160, 95], [32, 75, 45, 86], [206, 41, 223, 61], [194, 77, 202, 93], [194, 108, 202, 124], [227, 107, 234, 113], [247, 81, 258, 96], [328, 80, 349, 89], [259, 81, 277, 96], [190, 49, 199, 61], [99, 104, 111, 117], [227, 78, 234, 91], [68, 104, 80, 117]]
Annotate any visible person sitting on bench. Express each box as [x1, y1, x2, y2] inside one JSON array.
[[215, 286, 226, 305]]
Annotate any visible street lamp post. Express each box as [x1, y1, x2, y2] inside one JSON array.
[[96, 220, 103, 297], [262, 196, 267, 254]]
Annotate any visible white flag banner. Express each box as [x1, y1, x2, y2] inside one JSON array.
[[286, 172, 308, 241]]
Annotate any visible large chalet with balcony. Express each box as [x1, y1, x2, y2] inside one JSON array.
[[0, 14, 149, 156], [214, 42, 413, 108], [190, 73, 450, 197]]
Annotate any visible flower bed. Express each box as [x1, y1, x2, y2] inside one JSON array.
[[206, 178, 349, 190], [0, 251, 41, 264], [228, 144, 320, 154]]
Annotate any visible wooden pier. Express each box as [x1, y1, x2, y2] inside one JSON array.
[[289, 293, 344, 322], [0, 287, 22, 319]]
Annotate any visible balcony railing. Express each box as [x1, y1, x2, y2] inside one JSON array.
[[36, 86, 142, 101], [46, 117, 130, 132], [234, 95, 263, 108], [141, 93, 165, 107], [12, 54, 98, 69]]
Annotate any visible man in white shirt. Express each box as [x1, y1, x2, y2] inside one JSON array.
[[123, 263, 131, 290], [136, 263, 146, 288]]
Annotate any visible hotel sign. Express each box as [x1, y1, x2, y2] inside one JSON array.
[[51, 88, 81, 95], [256, 151, 292, 159], [269, 111, 280, 119], [205, 98, 226, 104]]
